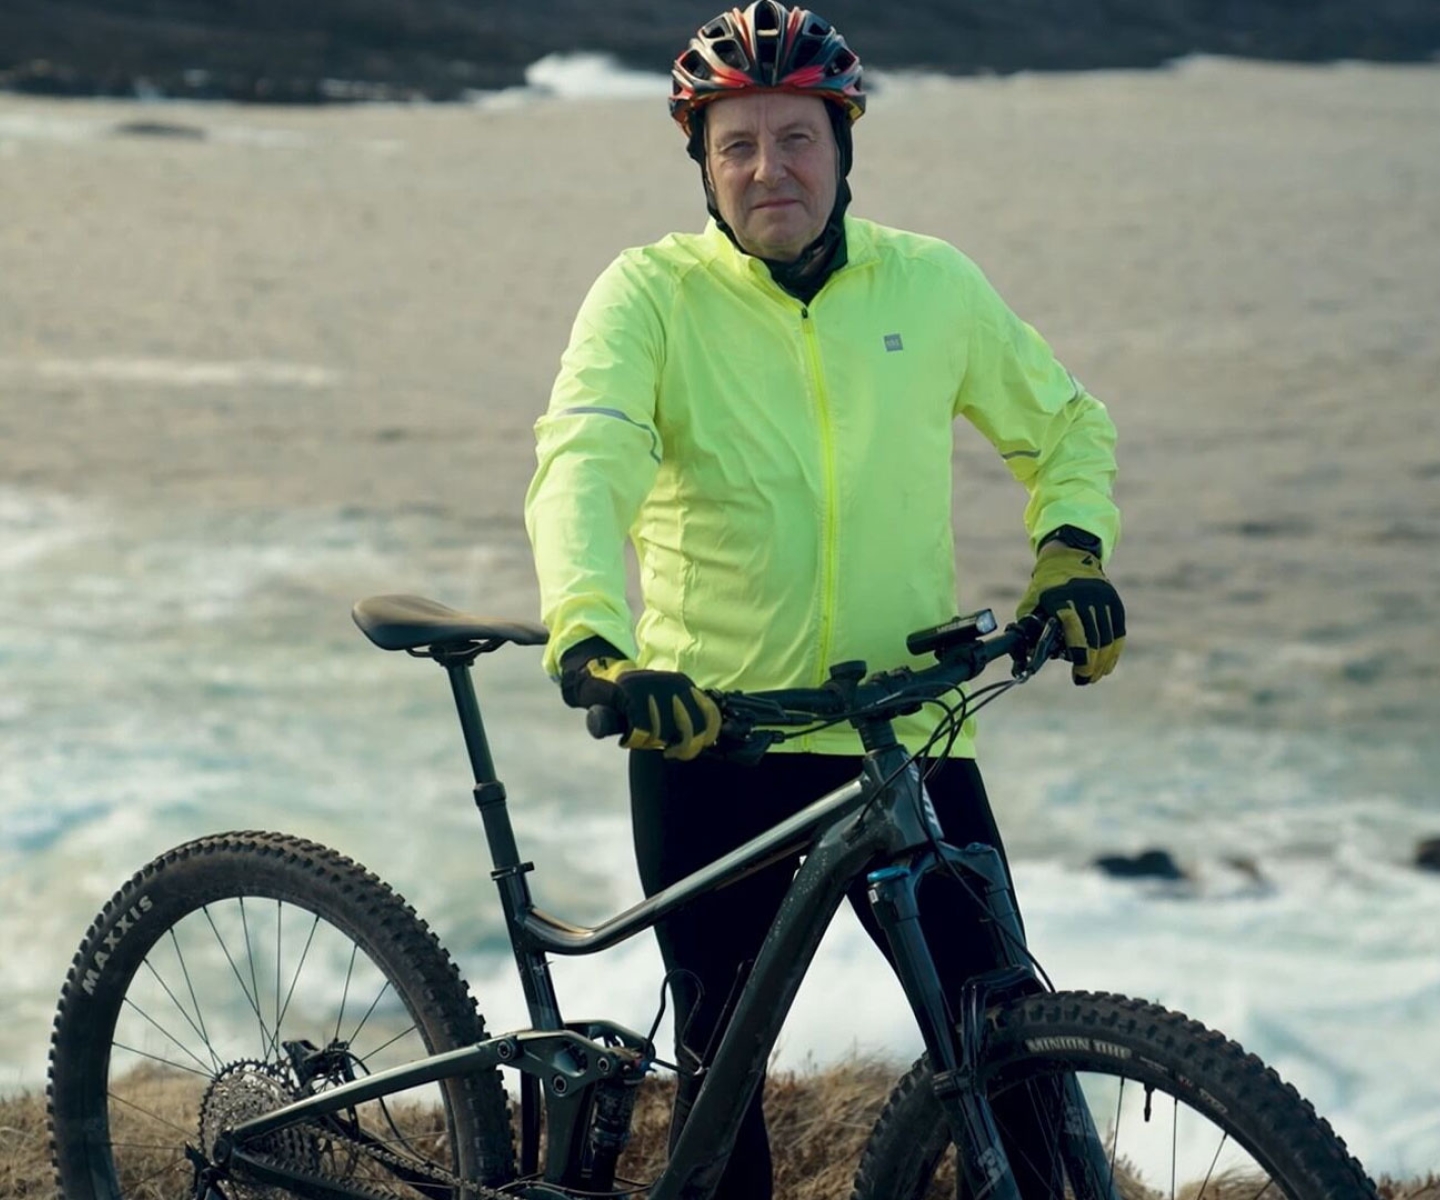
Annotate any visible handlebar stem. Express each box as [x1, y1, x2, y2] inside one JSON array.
[[853, 709, 901, 756]]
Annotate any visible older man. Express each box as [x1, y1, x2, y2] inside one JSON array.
[[525, 3, 1124, 1195]]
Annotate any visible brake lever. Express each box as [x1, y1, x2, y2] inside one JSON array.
[[1036, 617, 1065, 669], [1009, 616, 1065, 680]]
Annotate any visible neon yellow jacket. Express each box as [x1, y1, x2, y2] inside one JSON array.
[[525, 216, 1119, 756]]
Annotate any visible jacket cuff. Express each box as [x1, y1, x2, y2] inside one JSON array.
[[558, 635, 627, 708], [1037, 524, 1104, 559], [558, 634, 626, 675]]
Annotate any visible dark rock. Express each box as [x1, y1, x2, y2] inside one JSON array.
[[1417, 838, 1440, 872], [1220, 854, 1270, 889], [1094, 848, 1188, 881], [1, 0, 1437, 105], [1218, 517, 1315, 539], [111, 120, 207, 140]]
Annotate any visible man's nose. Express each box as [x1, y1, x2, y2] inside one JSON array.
[[753, 136, 787, 184]]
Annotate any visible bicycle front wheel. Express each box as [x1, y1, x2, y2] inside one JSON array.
[[48, 831, 516, 1199], [851, 991, 1376, 1200]]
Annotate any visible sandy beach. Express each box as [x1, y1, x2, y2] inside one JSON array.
[[2, 57, 1439, 1174]]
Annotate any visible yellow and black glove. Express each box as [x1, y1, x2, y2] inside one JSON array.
[[560, 640, 721, 761], [1016, 532, 1126, 686]]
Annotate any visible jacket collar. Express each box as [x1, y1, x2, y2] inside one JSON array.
[[701, 215, 877, 287]]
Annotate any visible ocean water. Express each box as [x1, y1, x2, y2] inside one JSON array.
[[3, 54, 1438, 1179], [3, 483, 1437, 1178]]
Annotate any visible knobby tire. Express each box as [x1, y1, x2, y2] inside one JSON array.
[[47, 830, 516, 1199], [850, 990, 1376, 1200]]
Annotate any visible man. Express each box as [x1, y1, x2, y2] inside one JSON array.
[[524, 3, 1124, 1195]]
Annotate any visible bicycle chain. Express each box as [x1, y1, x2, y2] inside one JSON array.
[[237, 1121, 516, 1200], [201, 1061, 516, 1200], [236, 1111, 526, 1200]]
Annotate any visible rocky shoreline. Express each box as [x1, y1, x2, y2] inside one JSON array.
[[2, 0, 1438, 104]]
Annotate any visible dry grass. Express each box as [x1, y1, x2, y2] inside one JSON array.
[[5, 1066, 1433, 1199], [1, 1089, 49, 1197], [617, 1061, 902, 1199]]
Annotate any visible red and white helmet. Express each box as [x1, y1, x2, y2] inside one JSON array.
[[669, 2, 866, 138]]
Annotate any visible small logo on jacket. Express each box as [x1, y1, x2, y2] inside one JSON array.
[[884, 333, 904, 352]]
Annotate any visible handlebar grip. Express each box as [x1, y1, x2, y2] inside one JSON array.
[[585, 705, 627, 740]]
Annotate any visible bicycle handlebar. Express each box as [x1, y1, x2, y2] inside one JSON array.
[[584, 613, 1063, 752]]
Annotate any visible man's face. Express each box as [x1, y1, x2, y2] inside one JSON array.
[[704, 91, 839, 263]]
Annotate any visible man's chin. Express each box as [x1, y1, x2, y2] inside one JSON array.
[[741, 221, 814, 262]]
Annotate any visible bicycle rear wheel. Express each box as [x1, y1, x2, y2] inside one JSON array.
[[48, 831, 516, 1199], [851, 991, 1376, 1200]]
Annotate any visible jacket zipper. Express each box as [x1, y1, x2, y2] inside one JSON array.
[[800, 304, 840, 693]]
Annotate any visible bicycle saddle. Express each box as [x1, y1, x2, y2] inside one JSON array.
[[352, 594, 549, 652]]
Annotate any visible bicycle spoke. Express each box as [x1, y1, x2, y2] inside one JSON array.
[[363, 1021, 423, 1062], [346, 977, 396, 1053], [202, 904, 276, 1053], [239, 897, 268, 1059], [107, 1083, 201, 1138], [119, 998, 216, 1076], [111, 1039, 214, 1082], [107, 1138, 198, 1150], [273, 899, 283, 1058], [1196, 1128, 1231, 1198], [335, 940, 360, 1045], [140, 957, 222, 1075], [1172, 1093, 1178, 1200], [169, 926, 221, 1075], [1109, 1075, 1123, 1192], [276, 910, 321, 1033], [117, 1150, 192, 1193]]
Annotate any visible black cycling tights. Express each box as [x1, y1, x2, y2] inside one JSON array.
[[631, 751, 1051, 1200]]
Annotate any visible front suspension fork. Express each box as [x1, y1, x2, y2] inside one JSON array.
[[867, 843, 1119, 1200]]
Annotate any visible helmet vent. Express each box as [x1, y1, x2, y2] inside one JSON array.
[[680, 48, 712, 80], [757, 35, 779, 80], [712, 37, 748, 71], [791, 34, 822, 69], [753, 1, 782, 33]]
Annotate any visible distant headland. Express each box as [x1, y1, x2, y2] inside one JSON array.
[[2, 0, 1437, 104]]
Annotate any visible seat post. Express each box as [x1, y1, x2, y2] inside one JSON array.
[[440, 654, 523, 872], [439, 652, 565, 1030], [442, 655, 499, 786]]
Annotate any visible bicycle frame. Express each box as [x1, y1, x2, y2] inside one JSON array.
[[226, 646, 1116, 1200]]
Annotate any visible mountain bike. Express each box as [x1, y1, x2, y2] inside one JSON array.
[[47, 593, 1378, 1199]]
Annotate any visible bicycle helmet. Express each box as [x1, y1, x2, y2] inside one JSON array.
[[669, 2, 866, 139]]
